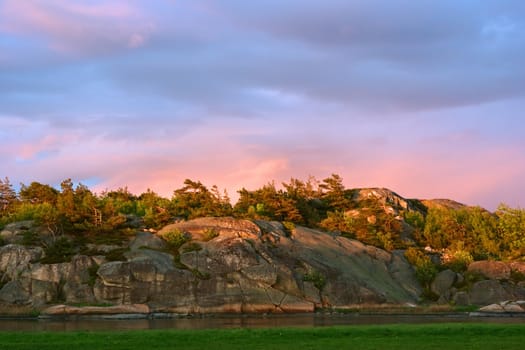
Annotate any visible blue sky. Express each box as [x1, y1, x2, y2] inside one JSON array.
[[1, 0, 524, 209]]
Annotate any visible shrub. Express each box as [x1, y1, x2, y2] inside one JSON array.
[[303, 270, 326, 291], [404, 247, 438, 287], [443, 248, 473, 273], [41, 237, 76, 264], [510, 270, 525, 283], [21, 230, 40, 246], [163, 228, 191, 249], [202, 228, 219, 242], [105, 248, 128, 262], [282, 221, 296, 235]]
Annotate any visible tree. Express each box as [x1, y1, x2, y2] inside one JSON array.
[[0, 177, 17, 215], [172, 179, 232, 219], [55, 179, 98, 233], [19, 182, 59, 205], [234, 182, 302, 223], [138, 189, 172, 229], [319, 174, 351, 210]]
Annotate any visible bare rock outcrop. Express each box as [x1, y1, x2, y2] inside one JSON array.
[[0, 217, 441, 314]]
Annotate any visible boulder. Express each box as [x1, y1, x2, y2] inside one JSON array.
[[129, 232, 167, 251], [0, 244, 43, 280], [468, 261, 511, 280], [431, 269, 457, 298], [31, 279, 59, 305], [479, 301, 525, 313], [453, 291, 470, 306], [510, 262, 525, 276], [502, 301, 525, 313], [0, 280, 30, 304], [41, 303, 150, 316], [479, 303, 504, 312], [63, 282, 95, 304], [158, 217, 262, 241], [469, 280, 514, 305], [0, 221, 34, 244]]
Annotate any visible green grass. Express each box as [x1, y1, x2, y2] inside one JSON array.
[[1, 324, 525, 350]]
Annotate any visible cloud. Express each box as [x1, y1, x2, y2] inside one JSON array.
[[1, 1, 525, 211], [0, 0, 154, 57]]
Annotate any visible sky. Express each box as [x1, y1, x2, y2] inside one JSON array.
[[1, 0, 524, 210]]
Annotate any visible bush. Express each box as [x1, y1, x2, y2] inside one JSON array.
[[41, 237, 76, 264], [510, 270, 525, 283], [443, 248, 473, 273], [303, 270, 326, 291], [202, 228, 219, 242], [163, 228, 191, 249], [282, 221, 296, 235], [21, 230, 40, 246], [105, 248, 128, 262], [404, 247, 438, 287]]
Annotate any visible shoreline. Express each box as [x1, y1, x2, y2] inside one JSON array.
[[2, 308, 525, 321]]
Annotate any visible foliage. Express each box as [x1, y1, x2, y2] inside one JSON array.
[[172, 179, 232, 220], [404, 247, 437, 288], [1, 175, 525, 264], [443, 245, 474, 273], [282, 221, 296, 234], [202, 228, 219, 242], [104, 248, 128, 262], [234, 182, 303, 223], [496, 204, 525, 259], [19, 182, 59, 205], [41, 237, 76, 264], [303, 270, 326, 290], [163, 228, 191, 250], [21, 230, 40, 246]]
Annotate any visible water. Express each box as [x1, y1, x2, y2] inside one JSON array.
[[1, 314, 524, 332]]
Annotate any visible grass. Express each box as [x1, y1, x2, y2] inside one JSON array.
[[1, 324, 525, 350]]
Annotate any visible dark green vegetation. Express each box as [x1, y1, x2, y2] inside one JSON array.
[[1, 175, 524, 268], [1, 324, 525, 350]]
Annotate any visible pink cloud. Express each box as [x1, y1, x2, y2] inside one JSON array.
[[1, 0, 153, 55], [3, 115, 523, 211]]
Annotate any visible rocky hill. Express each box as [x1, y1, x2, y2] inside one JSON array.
[[0, 186, 524, 316]]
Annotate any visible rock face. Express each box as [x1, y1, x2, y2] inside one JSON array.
[[2, 217, 524, 314], [0, 218, 423, 313]]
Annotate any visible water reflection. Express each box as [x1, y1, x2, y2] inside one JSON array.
[[1, 314, 524, 332]]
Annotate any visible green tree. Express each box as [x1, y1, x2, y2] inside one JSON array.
[[234, 182, 302, 222], [137, 189, 172, 229], [172, 179, 232, 220], [19, 182, 59, 205], [319, 174, 351, 210], [55, 179, 98, 233]]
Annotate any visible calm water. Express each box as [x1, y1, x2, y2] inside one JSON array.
[[1, 314, 524, 332]]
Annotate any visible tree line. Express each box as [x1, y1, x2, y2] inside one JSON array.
[[0, 175, 524, 262]]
